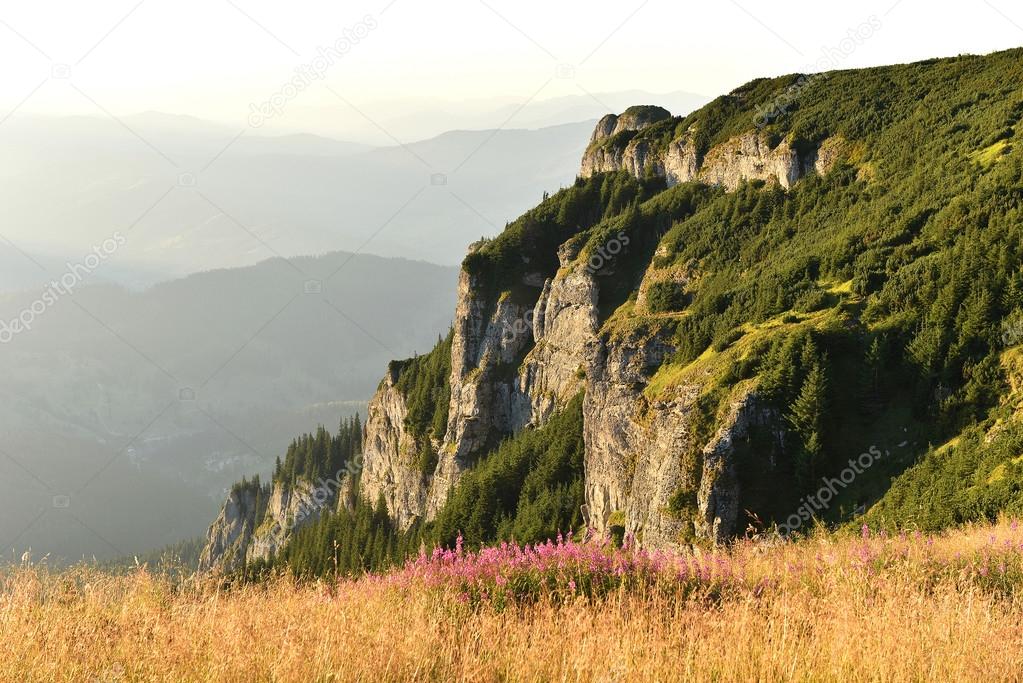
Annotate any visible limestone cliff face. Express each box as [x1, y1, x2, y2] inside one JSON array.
[[358, 370, 429, 529], [514, 242, 597, 428], [427, 269, 537, 516], [351, 263, 544, 531], [582, 131, 812, 189], [581, 106, 672, 178], [588, 106, 672, 146], [581, 109, 844, 190], [696, 391, 777, 542], [244, 479, 343, 564], [697, 134, 805, 190], [581, 327, 780, 547], [580, 136, 661, 179], [198, 485, 257, 573], [199, 474, 354, 572], [581, 325, 679, 545], [360, 250, 598, 526]]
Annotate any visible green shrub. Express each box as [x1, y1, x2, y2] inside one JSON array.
[[647, 281, 690, 313]]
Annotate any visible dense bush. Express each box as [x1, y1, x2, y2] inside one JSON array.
[[646, 281, 689, 313]]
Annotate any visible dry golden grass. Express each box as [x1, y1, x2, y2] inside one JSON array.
[[4, 522, 1023, 682]]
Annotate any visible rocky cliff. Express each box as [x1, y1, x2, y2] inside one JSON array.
[[200, 472, 355, 573], [429, 268, 536, 515], [580, 109, 844, 190], [198, 485, 258, 573], [354, 107, 825, 546], [201, 48, 1023, 569], [514, 241, 596, 429], [358, 368, 429, 529], [201, 106, 820, 569]]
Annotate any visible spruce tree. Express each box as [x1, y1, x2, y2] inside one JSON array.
[[788, 358, 829, 486]]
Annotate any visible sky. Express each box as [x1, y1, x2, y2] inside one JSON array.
[[1, 0, 1022, 141]]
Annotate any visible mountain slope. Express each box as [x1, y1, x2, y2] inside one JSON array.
[[202, 47, 1023, 573]]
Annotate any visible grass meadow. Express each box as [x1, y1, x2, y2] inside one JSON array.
[[4, 522, 1023, 681]]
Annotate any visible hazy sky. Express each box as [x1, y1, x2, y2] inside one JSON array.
[[2, 0, 1021, 139]]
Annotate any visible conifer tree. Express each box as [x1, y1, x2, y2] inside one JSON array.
[[788, 357, 829, 486]]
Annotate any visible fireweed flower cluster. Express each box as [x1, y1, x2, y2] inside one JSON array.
[[379, 532, 744, 606], [361, 521, 1023, 607]]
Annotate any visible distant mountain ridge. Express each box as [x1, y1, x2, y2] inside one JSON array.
[[339, 90, 711, 143], [0, 116, 592, 292]]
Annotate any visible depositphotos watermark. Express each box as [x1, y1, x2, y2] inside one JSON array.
[[248, 15, 378, 128], [755, 16, 882, 128], [264, 456, 364, 546], [586, 231, 630, 275], [501, 308, 536, 346], [776, 445, 888, 537], [0, 233, 126, 344]]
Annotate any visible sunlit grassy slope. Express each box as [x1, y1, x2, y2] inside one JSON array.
[[5, 520, 1023, 682]]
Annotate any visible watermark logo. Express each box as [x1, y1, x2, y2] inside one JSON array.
[[0, 233, 126, 344], [586, 231, 630, 274], [248, 15, 378, 128], [755, 16, 882, 128], [777, 444, 888, 537], [264, 457, 364, 547]]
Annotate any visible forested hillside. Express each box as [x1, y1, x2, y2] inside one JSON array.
[[206, 48, 1023, 577]]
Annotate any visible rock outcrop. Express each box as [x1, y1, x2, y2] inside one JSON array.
[[696, 391, 777, 542], [358, 368, 429, 529], [201, 107, 818, 571], [426, 269, 538, 515], [582, 326, 783, 546], [589, 106, 672, 146], [245, 479, 346, 564], [581, 108, 844, 190], [198, 485, 258, 573], [582, 106, 673, 179], [199, 474, 354, 573], [513, 243, 597, 428]]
